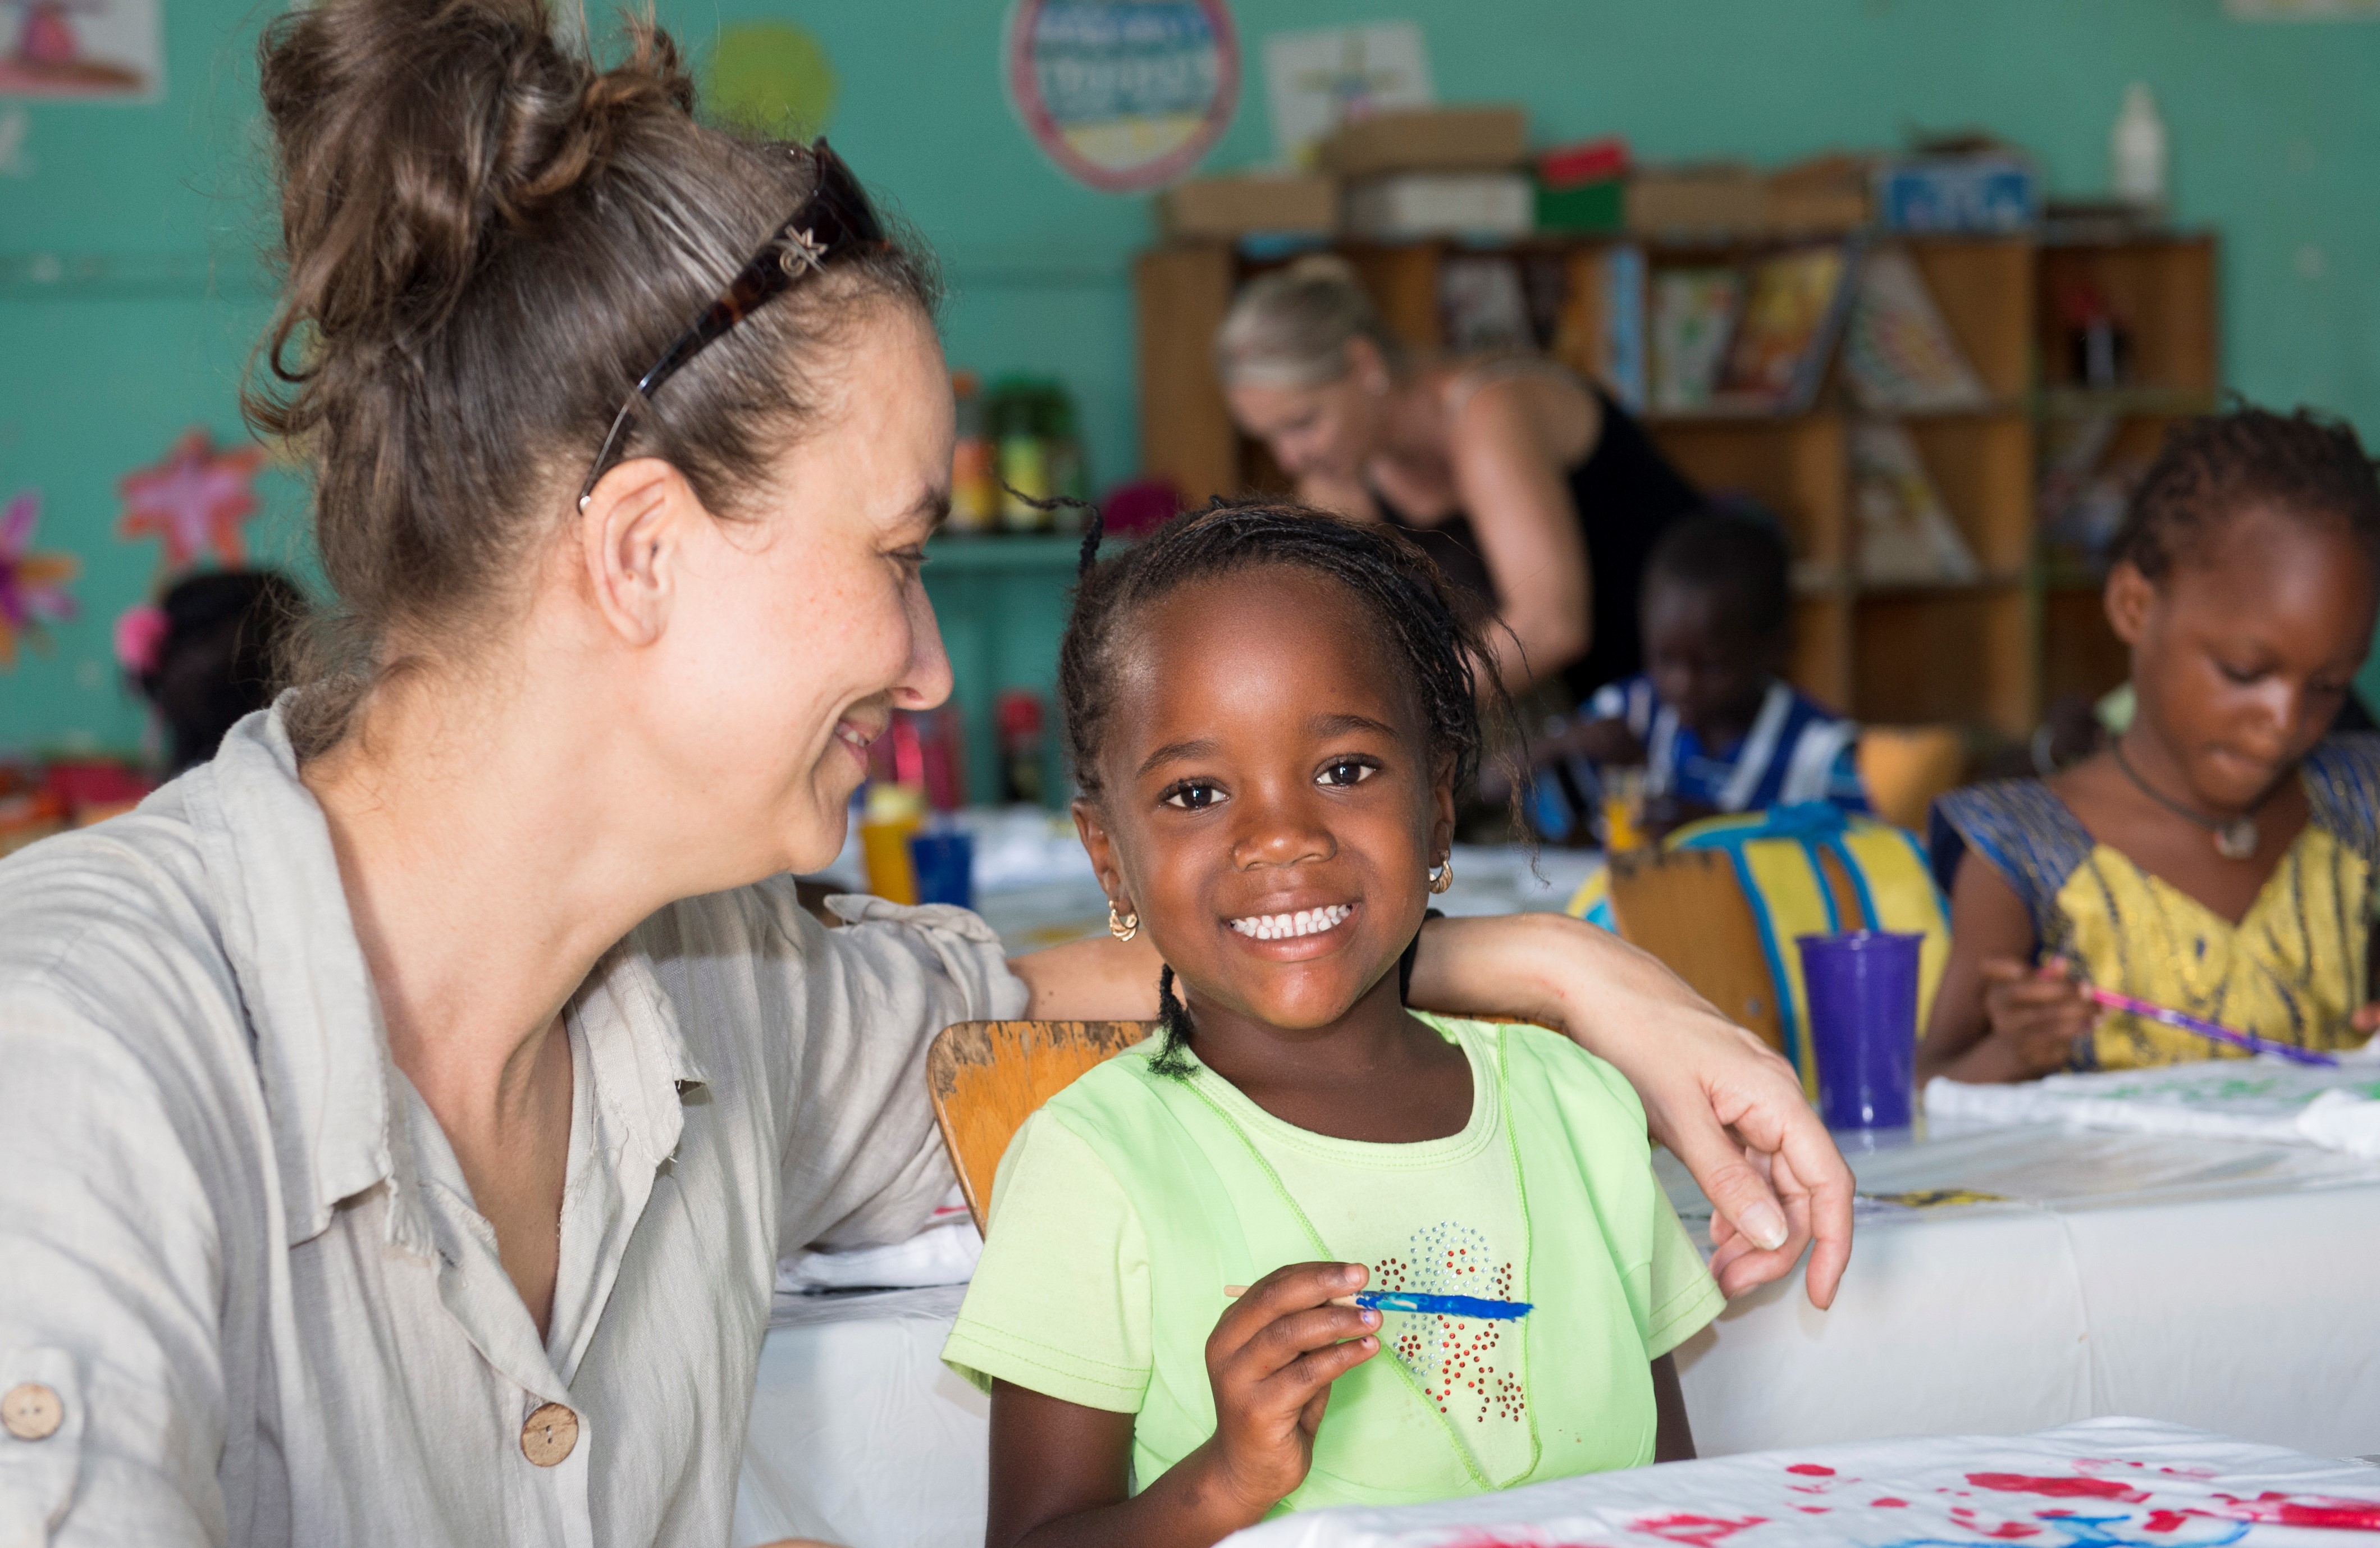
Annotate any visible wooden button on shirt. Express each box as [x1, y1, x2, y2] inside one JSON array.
[[520, 1404, 578, 1467], [2, 1382, 62, 1441]]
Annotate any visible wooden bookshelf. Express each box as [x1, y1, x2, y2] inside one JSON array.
[[1134, 229, 2218, 745]]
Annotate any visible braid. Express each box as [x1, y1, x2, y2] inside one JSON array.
[[1149, 962, 1195, 1079]]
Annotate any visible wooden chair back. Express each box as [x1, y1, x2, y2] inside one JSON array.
[[928, 1019, 1154, 1231], [1598, 842, 1867, 1056], [1857, 724, 1968, 832]]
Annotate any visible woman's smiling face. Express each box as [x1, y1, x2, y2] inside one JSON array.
[[1072, 565, 1454, 1034]]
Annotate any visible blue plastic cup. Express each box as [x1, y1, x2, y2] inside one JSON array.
[[907, 829, 975, 910], [1796, 930, 1921, 1130]]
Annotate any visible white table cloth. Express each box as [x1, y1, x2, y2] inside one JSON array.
[[1219, 1417, 2380, 1548], [734, 1122, 2380, 1547]]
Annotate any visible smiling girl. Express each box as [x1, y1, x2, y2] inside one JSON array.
[[1920, 408, 2380, 1083], [943, 506, 1722, 1548]]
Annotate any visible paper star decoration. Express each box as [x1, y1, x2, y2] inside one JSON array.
[[0, 488, 80, 668], [117, 428, 269, 568]]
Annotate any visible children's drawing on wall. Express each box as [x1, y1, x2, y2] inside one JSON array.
[[0, 489, 80, 668], [0, 0, 163, 101], [1262, 20, 1432, 168], [1005, 0, 1239, 192], [117, 428, 267, 572]]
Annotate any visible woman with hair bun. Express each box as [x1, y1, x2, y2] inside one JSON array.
[[1217, 255, 1703, 701], [0, 1, 1847, 1539]]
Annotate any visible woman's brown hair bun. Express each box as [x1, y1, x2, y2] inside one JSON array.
[[245, 0, 936, 760]]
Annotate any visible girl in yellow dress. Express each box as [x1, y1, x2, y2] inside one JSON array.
[[1920, 408, 2380, 1082]]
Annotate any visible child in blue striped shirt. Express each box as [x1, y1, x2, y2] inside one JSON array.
[[1531, 509, 1867, 843]]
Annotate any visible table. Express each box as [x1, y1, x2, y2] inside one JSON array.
[[1221, 1417, 2380, 1548], [733, 1122, 2380, 1547]]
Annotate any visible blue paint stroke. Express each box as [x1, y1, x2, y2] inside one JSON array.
[[1872, 1511, 2251, 1548], [1355, 1290, 1532, 1321]]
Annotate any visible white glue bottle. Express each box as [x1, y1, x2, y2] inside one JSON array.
[[2112, 82, 2168, 212]]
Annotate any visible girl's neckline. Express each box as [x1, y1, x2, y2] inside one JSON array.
[[2036, 762, 2318, 931], [1167, 1013, 1501, 1166]]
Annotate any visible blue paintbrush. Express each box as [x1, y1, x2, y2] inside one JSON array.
[[1224, 1285, 1533, 1321]]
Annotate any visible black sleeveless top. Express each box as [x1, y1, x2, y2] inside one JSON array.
[[1375, 389, 1701, 706]]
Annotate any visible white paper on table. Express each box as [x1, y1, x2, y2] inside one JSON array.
[[1926, 1047, 2380, 1158], [1221, 1416, 2380, 1548]]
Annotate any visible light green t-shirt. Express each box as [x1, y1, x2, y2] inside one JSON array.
[[943, 1014, 1723, 1499]]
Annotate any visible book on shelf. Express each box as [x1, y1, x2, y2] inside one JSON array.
[[1843, 247, 1990, 412], [1851, 420, 1982, 586], [1649, 267, 1742, 412], [1716, 245, 1852, 412]]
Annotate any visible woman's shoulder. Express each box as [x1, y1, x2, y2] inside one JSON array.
[[0, 786, 225, 1004]]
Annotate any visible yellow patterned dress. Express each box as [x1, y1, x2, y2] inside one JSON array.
[[1931, 736, 2380, 1070]]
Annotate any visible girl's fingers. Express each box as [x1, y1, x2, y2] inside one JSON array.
[[1235, 1305, 1380, 1381], [1254, 1332, 1379, 1410], [1210, 1263, 1367, 1362]]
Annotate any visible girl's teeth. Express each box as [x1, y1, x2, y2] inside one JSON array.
[[1230, 905, 1351, 939]]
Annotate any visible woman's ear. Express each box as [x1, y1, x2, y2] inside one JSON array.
[[2105, 559, 2155, 648], [1343, 335, 1391, 397], [578, 456, 701, 647]]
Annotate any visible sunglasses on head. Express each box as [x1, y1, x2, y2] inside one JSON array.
[[577, 139, 888, 510]]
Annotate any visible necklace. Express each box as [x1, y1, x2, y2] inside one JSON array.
[[2109, 737, 2271, 861]]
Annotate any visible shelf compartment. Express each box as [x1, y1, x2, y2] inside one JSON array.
[[1650, 414, 1849, 573], [2036, 235, 2217, 398], [1853, 587, 2035, 737]]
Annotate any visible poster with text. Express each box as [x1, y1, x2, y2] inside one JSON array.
[[1007, 0, 1238, 193], [2, 0, 165, 101]]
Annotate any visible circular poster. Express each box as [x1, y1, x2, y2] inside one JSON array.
[[1006, 0, 1239, 193]]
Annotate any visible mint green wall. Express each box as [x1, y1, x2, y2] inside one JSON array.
[[6, 0, 2379, 754]]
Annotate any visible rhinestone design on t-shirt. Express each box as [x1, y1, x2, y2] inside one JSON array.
[[1373, 1221, 1524, 1424]]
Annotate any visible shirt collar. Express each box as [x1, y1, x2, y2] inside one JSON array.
[[186, 704, 708, 1250]]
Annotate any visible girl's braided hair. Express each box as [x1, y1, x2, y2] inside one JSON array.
[[1058, 497, 1521, 1075], [2111, 405, 2380, 583]]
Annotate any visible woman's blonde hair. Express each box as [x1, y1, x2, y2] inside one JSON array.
[[1213, 254, 1406, 390]]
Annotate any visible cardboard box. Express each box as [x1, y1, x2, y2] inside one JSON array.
[[1317, 106, 1527, 177], [1158, 175, 1339, 239], [1344, 172, 1533, 240], [1767, 153, 1874, 234], [1874, 154, 2039, 234], [1625, 163, 1767, 237]]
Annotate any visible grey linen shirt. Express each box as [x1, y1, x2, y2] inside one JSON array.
[[0, 710, 1027, 1546]]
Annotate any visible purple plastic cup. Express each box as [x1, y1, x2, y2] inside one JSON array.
[[1796, 930, 1921, 1130], [907, 829, 975, 910]]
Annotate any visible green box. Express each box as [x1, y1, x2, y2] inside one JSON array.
[[1534, 178, 1625, 235]]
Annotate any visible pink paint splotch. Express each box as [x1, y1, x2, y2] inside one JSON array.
[[1630, 1513, 1767, 1548], [2209, 1491, 2380, 1531], [1966, 1473, 2151, 1505], [1786, 1465, 1835, 1478]]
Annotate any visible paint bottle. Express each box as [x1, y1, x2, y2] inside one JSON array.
[[948, 372, 998, 533], [2111, 83, 2167, 212]]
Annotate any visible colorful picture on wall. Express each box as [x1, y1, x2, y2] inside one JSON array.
[[1262, 21, 1433, 170], [0, 0, 164, 101], [118, 429, 268, 569], [0, 490, 79, 668], [1006, 0, 1239, 193]]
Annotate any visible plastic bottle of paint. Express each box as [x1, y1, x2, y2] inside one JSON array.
[[2112, 82, 2167, 211]]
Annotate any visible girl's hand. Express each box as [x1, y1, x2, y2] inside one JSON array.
[[1976, 956, 2098, 1078], [1192, 1263, 1380, 1523], [2350, 1004, 2380, 1043]]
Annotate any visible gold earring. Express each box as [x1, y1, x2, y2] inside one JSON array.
[[1107, 902, 1140, 942], [1428, 859, 1452, 894]]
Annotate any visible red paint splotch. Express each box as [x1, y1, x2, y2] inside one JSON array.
[[1631, 1513, 1768, 1548], [1966, 1473, 2150, 1505], [1438, 1535, 1609, 1548], [2211, 1491, 2380, 1531], [1980, 1524, 2043, 1540], [1871, 1499, 1910, 1509], [1787, 1465, 1835, 1477], [2141, 1510, 2192, 1533], [1796, 1506, 1830, 1515]]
